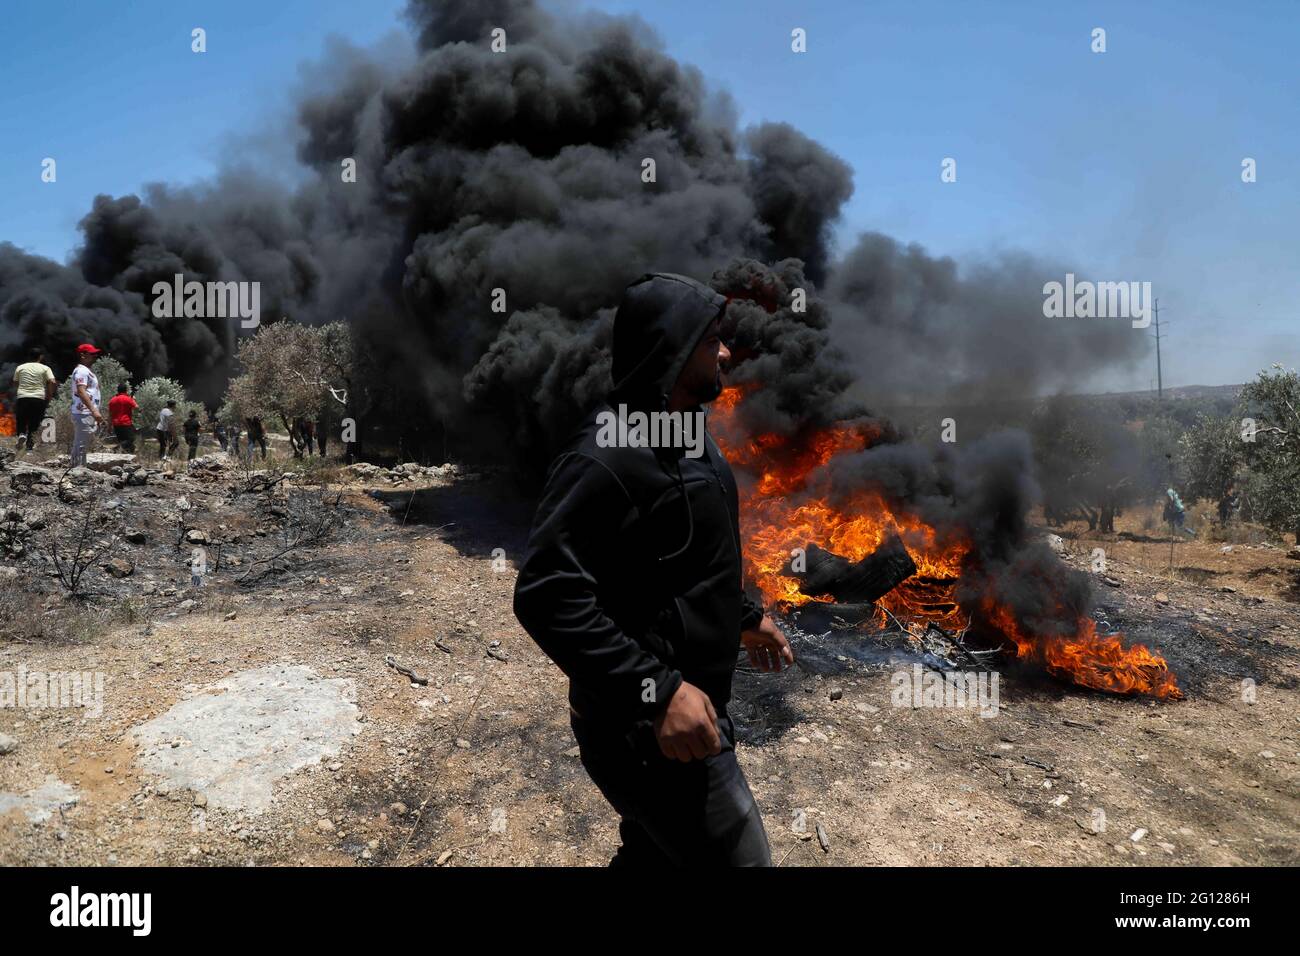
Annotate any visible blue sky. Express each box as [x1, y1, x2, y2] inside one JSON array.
[[2, 0, 1295, 389]]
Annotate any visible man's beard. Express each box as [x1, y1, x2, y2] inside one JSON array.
[[698, 369, 724, 405]]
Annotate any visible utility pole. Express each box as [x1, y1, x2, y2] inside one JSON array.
[[1150, 298, 1166, 400]]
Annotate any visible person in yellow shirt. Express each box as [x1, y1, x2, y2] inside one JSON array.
[[11, 348, 57, 452]]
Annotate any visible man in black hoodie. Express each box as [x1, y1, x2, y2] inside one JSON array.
[[514, 272, 794, 867]]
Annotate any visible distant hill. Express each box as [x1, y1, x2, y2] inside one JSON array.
[[1089, 383, 1243, 402]]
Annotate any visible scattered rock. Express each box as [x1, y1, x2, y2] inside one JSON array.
[[0, 777, 79, 823], [1154, 593, 1169, 605], [83, 453, 137, 473], [0, 733, 16, 756], [101, 557, 134, 578], [131, 664, 358, 811]]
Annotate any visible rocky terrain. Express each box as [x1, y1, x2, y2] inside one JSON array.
[[0, 442, 1296, 866]]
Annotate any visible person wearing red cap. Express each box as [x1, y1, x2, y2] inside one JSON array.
[[69, 343, 104, 467]]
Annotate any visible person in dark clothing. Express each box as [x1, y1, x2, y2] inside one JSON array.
[[183, 410, 202, 460], [1217, 484, 1238, 524], [246, 417, 267, 461], [315, 412, 329, 458], [513, 272, 794, 868], [292, 417, 315, 457]]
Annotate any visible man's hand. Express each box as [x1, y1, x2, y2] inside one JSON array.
[[741, 614, 795, 672], [653, 681, 721, 762]]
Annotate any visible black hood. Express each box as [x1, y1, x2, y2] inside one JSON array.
[[609, 273, 727, 408]]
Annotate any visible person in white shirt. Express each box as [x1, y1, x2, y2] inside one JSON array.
[[156, 401, 177, 460], [69, 344, 104, 467]]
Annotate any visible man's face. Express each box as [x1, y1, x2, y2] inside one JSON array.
[[80, 352, 97, 366], [676, 318, 730, 405]]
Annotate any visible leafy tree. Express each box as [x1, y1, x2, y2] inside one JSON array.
[[1238, 366, 1300, 542], [1031, 396, 1144, 532], [133, 377, 203, 437], [1178, 413, 1243, 503], [222, 321, 360, 458]]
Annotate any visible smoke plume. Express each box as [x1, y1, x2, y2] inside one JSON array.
[[2, 0, 1145, 461]]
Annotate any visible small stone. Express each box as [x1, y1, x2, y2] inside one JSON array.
[[102, 557, 134, 578], [0, 733, 16, 756], [224, 611, 237, 621], [1154, 593, 1169, 605], [316, 818, 335, 832], [829, 687, 843, 701], [1130, 828, 1147, 842], [328, 762, 342, 772], [455, 738, 471, 749], [389, 802, 408, 816], [193, 793, 207, 807]]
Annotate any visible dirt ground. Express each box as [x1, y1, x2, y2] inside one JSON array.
[[1, 455, 1296, 867]]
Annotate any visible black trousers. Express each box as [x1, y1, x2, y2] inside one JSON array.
[[570, 709, 771, 867], [113, 424, 135, 452], [15, 398, 46, 448]]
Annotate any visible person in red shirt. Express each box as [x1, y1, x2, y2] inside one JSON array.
[[108, 383, 139, 453]]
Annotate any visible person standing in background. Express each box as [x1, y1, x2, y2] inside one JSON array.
[[246, 416, 267, 461], [108, 383, 138, 453], [11, 347, 56, 452], [69, 344, 104, 467], [183, 410, 202, 460], [156, 400, 177, 461]]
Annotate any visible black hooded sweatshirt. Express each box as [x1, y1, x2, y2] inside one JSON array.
[[513, 273, 764, 732]]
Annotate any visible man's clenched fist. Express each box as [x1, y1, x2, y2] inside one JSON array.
[[653, 681, 721, 762]]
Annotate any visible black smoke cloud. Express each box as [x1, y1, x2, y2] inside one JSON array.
[[2, 0, 1144, 458]]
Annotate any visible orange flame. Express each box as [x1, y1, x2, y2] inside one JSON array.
[[0, 400, 15, 438], [712, 386, 1181, 699]]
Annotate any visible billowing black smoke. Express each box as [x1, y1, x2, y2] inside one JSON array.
[[2, 0, 1144, 472]]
